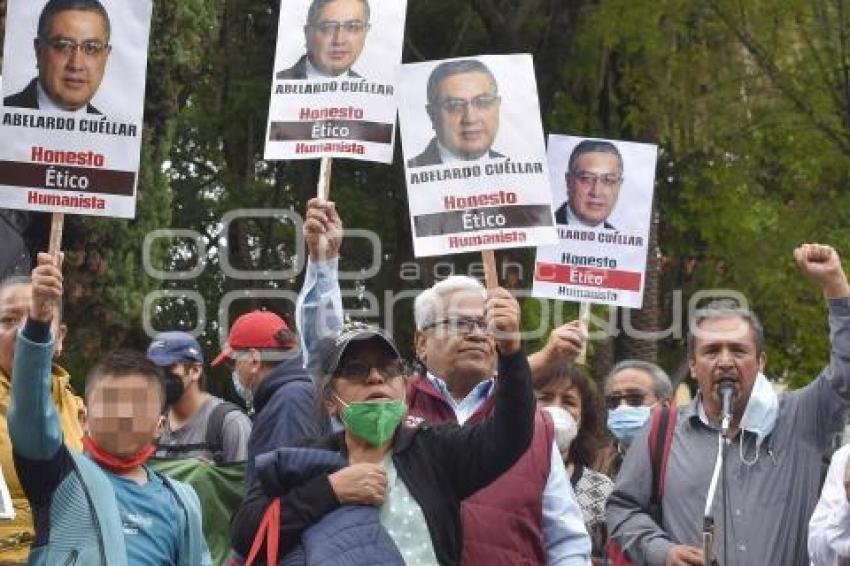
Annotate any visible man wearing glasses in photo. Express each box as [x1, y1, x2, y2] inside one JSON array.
[[4, 0, 111, 114], [276, 0, 370, 80], [407, 59, 505, 168], [554, 140, 625, 230]]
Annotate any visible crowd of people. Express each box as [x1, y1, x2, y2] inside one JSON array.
[[0, 199, 848, 565]]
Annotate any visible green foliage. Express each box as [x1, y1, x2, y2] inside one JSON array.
[[19, 0, 847, 391]]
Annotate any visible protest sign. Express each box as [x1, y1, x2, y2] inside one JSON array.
[[533, 135, 658, 309], [0, 0, 152, 219], [399, 54, 556, 258], [264, 0, 406, 164]]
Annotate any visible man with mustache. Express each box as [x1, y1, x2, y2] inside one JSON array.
[[407, 59, 505, 168], [607, 243, 850, 565], [276, 0, 370, 80], [5, 0, 111, 114]]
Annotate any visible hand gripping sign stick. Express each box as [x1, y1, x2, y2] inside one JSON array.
[[317, 157, 333, 200], [575, 302, 591, 365]]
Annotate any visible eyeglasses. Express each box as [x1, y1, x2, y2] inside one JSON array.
[[43, 37, 109, 57], [572, 171, 623, 188], [605, 392, 650, 410], [438, 94, 500, 115], [422, 317, 489, 335], [312, 20, 370, 35], [336, 359, 405, 382]]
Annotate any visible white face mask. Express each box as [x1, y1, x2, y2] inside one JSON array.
[[231, 371, 253, 406], [543, 405, 579, 455]]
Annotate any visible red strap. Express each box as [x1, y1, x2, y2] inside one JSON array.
[[245, 498, 281, 566], [658, 403, 677, 495]]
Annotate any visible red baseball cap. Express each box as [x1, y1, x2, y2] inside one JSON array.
[[211, 310, 295, 367]]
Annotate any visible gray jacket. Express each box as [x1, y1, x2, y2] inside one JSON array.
[[607, 298, 850, 565]]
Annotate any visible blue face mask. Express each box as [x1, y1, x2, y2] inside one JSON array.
[[738, 372, 778, 465], [607, 405, 652, 444]]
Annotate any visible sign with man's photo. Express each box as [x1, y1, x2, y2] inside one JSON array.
[[0, 0, 152, 218], [264, 0, 407, 163], [532, 134, 658, 309], [398, 54, 557, 258]]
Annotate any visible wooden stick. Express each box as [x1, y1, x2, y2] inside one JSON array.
[[48, 213, 64, 257], [576, 302, 591, 365], [317, 157, 333, 200], [481, 250, 498, 289]]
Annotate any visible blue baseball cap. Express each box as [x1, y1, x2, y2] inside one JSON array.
[[147, 331, 204, 367]]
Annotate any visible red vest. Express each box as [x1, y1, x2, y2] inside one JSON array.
[[406, 374, 553, 566]]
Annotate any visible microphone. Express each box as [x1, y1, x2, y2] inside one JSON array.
[[719, 382, 736, 437]]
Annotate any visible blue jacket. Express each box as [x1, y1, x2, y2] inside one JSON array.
[[247, 353, 323, 485], [257, 447, 404, 566], [7, 326, 210, 565]]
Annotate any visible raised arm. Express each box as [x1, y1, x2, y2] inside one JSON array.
[[8, 252, 64, 461], [295, 198, 344, 371], [789, 244, 850, 447], [431, 288, 536, 499]]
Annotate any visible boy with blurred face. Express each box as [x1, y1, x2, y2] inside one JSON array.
[[0, 274, 81, 562], [8, 253, 209, 565]]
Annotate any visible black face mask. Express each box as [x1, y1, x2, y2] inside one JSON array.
[[163, 371, 185, 405]]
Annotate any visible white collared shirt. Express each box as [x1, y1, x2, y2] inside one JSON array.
[[36, 81, 88, 115], [563, 203, 606, 230], [305, 57, 348, 80], [436, 140, 504, 165], [809, 444, 850, 565]]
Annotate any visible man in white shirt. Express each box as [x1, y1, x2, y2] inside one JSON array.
[[810, 443, 850, 565]]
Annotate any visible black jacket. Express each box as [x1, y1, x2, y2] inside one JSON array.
[[554, 201, 616, 230], [4, 78, 101, 114], [231, 351, 535, 565]]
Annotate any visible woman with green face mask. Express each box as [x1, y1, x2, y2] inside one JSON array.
[[232, 295, 535, 566]]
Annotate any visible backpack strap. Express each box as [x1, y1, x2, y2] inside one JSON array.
[[159, 473, 206, 566], [205, 402, 243, 464], [647, 402, 677, 523], [245, 498, 281, 566], [607, 402, 678, 565]]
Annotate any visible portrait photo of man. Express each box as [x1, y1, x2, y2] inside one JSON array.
[[554, 139, 624, 230], [4, 0, 111, 114], [407, 59, 504, 168], [276, 0, 370, 80]]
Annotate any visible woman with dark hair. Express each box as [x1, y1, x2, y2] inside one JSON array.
[[535, 360, 613, 562]]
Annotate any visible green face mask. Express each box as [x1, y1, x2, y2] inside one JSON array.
[[338, 397, 406, 447]]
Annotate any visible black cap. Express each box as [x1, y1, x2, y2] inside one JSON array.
[[317, 323, 401, 384]]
